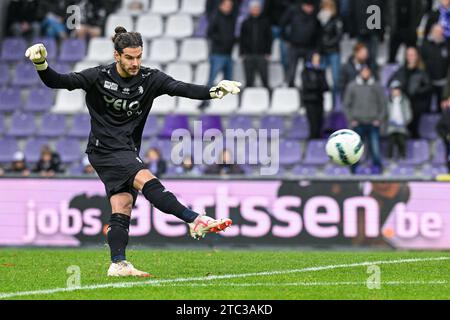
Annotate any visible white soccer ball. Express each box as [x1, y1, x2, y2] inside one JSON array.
[[326, 129, 364, 166]]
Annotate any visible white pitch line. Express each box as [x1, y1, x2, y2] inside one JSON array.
[[0, 256, 449, 299], [146, 280, 449, 287]]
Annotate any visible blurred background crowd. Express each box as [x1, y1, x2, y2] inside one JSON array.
[[1, 0, 450, 179]]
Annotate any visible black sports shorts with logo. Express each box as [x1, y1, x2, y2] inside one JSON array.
[[87, 148, 147, 205]]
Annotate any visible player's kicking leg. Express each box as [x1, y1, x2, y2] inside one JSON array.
[[133, 170, 232, 240], [106, 192, 151, 277]]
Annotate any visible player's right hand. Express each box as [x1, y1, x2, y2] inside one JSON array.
[[25, 43, 48, 71], [210, 80, 241, 99]]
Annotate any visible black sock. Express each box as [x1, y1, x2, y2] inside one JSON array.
[[107, 213, 130, 263], [142, 179, 199, 223]]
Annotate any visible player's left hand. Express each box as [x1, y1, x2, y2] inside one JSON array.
[[210, 80, 242, 99]]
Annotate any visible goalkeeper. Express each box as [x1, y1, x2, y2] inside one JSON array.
[[25, 26, 241, 277]]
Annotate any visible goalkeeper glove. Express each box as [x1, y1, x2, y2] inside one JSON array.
[[25, 43, 48, 71], [210, 80, 242, 99]]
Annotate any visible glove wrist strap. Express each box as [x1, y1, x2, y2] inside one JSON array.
[[34, 60, 48, 71]]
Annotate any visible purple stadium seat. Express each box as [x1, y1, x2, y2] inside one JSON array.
[[68, 114, 91, 139], [38, 113, 67, 138], [12, 61, 40, 86], [323, 111, 348, 135], [142, 116, 159, 139], [68, 163, 85, 176], [279, 140, 302, 166], [0, 64, 10, 86], [419, 114, 440, 140], [159, 115, 190, 139], [193, 15, 208, 37], [58, 39, 87, 62], [227, 115, 254, 131], [303, 140, 329, 165], [381, 64, 400, 87], [148, 139, 173, 157], [56, 138, 82, 163], [399, 140, 430, 165], [291, 165, 318, 176], [7, 112, 37, 138], [0, 114, 3, 135], [24, 138, 51, 163], [390, 165, 416, 177], [1, 37, 27, 61], [32, 37, 57, 60], [324, 165, 351, 177], [422, 165, 448, 176], [260, 115, 285, 137], [195, 115, 223, 138], [0, 138, 19, 163], [24, 87, 54, 113], [432, 140, 447, 165], [354, 165, 373, 175], [286, 116, 309, 140], [0, 87, 21, 112]]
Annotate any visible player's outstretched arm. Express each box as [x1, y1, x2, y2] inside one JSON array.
[[158, 72, 241, 101], [25, 43, 97, 91]]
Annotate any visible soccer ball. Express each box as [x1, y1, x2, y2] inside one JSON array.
[[326, 129, 364, 166]]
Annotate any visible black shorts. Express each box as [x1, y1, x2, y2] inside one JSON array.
[[87, 149, 147, 205]]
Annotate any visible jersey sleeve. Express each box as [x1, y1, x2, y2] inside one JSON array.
[[38, 66, 99, 91], [155, 70, 211, 100]]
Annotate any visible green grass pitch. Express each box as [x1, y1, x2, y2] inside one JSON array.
[[0, 249, 449, 300]]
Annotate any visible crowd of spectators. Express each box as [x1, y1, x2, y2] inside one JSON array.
[[3, 0, 450, 177]]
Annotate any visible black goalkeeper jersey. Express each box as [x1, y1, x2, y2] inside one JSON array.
[[38, 63, 211, 153]]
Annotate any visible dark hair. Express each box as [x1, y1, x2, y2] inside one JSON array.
[[112, 26, 143, 54]]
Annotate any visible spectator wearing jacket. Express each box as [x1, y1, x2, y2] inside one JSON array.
[[240, 1, 273, 88], [436, 103, 450, 172], [34, 145, 63, 177], [318, 0, 343, 102], [340, 42, 372, 96], [423, 0, 450, 42], [6, 0, 41, 38], [281, 0, 322, 87], [302, 52, 330, 139], [387, 0, 429, 63], [421, 23, 450, 110], [37, 0, 77, 40], [344, 67, 387, 174], [263, 0, 296, 73], [74, 0, 112, 39], [386, 80, 413, 159], [389, 47, 433, 138]]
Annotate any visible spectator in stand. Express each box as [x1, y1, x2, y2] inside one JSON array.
[[144, 148, 167, 178], [263, 0, 296, 73], [5, 151, 30, 177], [205, 149, 244, 176], [34, 145, 62, 177], [387, 0, 429, 64], [37, 0, 76, 40], [302, 52, 330, 139], [239, 0, 273, 88], [423, 0, 450, 42], [74, 0, 110, 39], [318, 0, 343, 102], [340, 42, 372, 95], [206, 0, 242, 20], [389, 47, 433, 138], [421, 23, 450, 110], [437, 103, 450, 172], [6, 0, 41, 38], [281, 0, 322, 87], [344, 66, 386, 174], [175, 155, 202, 176], [386, 80, 413, 159], [347, 0, 385, 72], [200, 0, 238, 109], [0, 166, 4, 177]]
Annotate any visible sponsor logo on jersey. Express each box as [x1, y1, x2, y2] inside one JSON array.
[[138, 86, 144, 95], [122, 87, 130, 95], [103, 95, 142, 117], [104, 81, 118, 91]]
